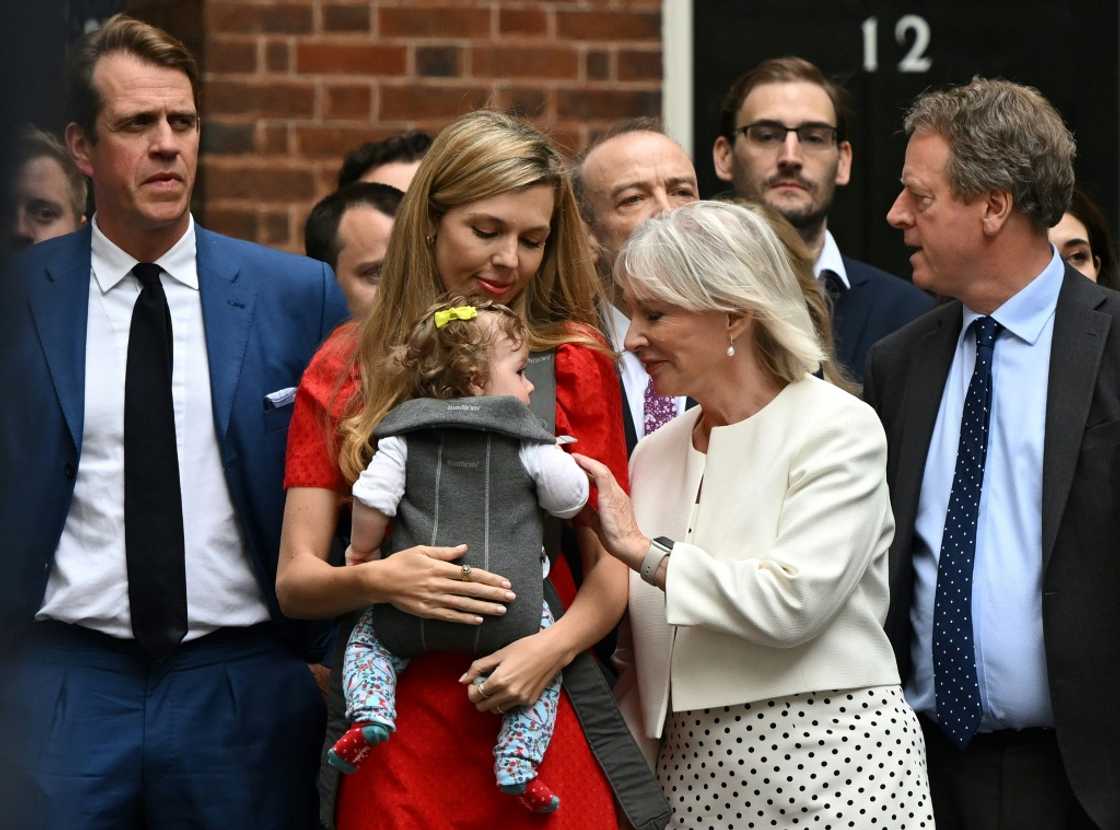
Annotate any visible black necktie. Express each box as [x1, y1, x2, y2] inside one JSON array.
[[124, 262, 187, 655], [820, 269, 847, 304]]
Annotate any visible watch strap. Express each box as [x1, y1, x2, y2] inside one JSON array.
[[640, 537, 674, 585]]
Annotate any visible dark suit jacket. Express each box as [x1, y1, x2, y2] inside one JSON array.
[[0, 224, 349, 659], [863, 265, 1120, 828], [834, 256, 934, 384]]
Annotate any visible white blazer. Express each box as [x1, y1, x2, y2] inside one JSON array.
[[616, 374, 900, 743]]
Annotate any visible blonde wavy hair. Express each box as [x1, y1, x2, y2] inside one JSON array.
[[385, 297, 527, 401], [338, 111, 603, 482]]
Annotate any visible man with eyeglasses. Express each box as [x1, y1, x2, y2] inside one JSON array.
[[713, 56, 932, 383]]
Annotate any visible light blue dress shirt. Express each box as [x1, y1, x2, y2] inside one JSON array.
[[906, 248, 1065, 731]]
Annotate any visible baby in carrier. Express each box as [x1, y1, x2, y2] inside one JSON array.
[[327, 297, 588, 813]]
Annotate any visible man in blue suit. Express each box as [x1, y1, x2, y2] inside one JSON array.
[[0, 15, 348, 829], [713, 56, 933, 383]]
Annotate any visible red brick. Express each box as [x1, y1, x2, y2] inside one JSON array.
[[417, 45, 461, 78], [549, 126, 583, 157], [265, 41, 290, 72], [206, 165, 316, 201], [499, 8, 547, 36], [296, 126, 394, 159], [556, 88, 659, 120], [323, 4, 370, 33], [497, 87, 549, 118], [262, 212, 291, 245], [586, 49, 611, 81], [555, 10, 659, 41], [379, 84, 491, 121], [318, 167, 341, 193], [206, 80, 315, 118], [207, 3, 312, 35], [201, 120, 254, 154], [379, 7, 491, 38], [618, 49, 662, 81], [325, 84, 371, 119], [472, 46, 577, 80], [203, 207, 257, 239], [258, 124, 289, 155], [296, 43, 406, 75], [207, 39, 256, 73]]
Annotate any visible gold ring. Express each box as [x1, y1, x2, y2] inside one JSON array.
[[477, 681, 490, 699], [495, 704, 505, 714], [459, 563, 472, 581]]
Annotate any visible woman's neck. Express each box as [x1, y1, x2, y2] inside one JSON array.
[[691, 354, 785, 452]]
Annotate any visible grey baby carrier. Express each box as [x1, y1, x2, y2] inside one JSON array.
[[368, 395, 557, 657]]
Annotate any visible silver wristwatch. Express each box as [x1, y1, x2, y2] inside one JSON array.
[[640, 536, 674, 585]]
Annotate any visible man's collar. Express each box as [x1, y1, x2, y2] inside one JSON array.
[[91, 214, 198, 293], [813, 229, 849, 289], [603, 301, 629, 352], [961, 246, 1064, 346]]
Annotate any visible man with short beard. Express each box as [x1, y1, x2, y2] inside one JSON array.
[[713, 56, 932, 382]]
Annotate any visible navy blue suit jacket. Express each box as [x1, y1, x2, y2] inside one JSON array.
[[833, 256, 934, 383], [0, 224, 349, 659]]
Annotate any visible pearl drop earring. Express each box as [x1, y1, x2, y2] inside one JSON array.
[[726, 339, 736, 358]]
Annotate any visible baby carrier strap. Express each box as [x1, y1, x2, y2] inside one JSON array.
[[525, 349, 671, 830]]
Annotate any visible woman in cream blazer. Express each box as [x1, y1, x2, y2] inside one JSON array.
[[575, 201, 933, 830]]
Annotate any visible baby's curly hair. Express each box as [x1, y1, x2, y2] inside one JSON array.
[[385, 295, 528, 400]]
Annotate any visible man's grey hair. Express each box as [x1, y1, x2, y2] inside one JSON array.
[[616, 200, 823, 384], [571, 117, 666, 224], [903, 77, 1075, 232]]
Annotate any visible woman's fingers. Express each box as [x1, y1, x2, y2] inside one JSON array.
[[461, 653, 501, 685], [572, 452, 611, 485], [431, 556, 512, 590], [420, 543, 469, 562], [436, 587, 509, 618]]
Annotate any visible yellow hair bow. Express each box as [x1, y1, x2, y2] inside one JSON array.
[[433, 305, 478, 328]]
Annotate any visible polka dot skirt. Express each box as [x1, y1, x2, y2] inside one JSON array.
[[655, 685, 933, 829]]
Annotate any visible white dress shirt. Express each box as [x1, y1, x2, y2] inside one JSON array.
[[604, 303, 686, 440], [813, 230, 851, 289], [37, 215, 270, 640]]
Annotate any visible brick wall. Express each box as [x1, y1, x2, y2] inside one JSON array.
[[199, 0, 663, 250]]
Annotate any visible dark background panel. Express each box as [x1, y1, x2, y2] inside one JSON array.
[[693, 0, 1119, 279]]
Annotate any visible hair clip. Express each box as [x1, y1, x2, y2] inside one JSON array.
[[434, 305, 478, 328]]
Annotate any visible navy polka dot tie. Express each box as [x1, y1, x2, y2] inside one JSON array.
[[933, 315, 1002, 749]]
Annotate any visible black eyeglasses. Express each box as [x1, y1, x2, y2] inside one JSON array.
[[736, 121, 839, 151]]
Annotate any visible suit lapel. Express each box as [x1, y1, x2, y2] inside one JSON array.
[[1041, 268, 1110, 571], [27, 227, 94, 451], [196, 227, 255, 441], [834, 258, 873, 370], [891, 304, 961, 540]]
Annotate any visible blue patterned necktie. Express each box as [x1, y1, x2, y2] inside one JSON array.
[[933, 315, 1002, 749]]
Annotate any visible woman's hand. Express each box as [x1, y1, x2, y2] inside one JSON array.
[[372, 545, 516, 625], [460, 627, 570, 713], [572, 453, 650, 571]]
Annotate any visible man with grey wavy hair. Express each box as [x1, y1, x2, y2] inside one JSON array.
[[867, 76, 1120, 828], [904, 77, 1075, 234]]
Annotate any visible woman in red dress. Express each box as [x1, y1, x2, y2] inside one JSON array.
[[277, 111, 633, 829]]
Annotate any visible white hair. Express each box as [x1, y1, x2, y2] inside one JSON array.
[[615, 200, 824, 382]]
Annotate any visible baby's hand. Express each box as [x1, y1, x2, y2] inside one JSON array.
[[345, 545, 382, 566]]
